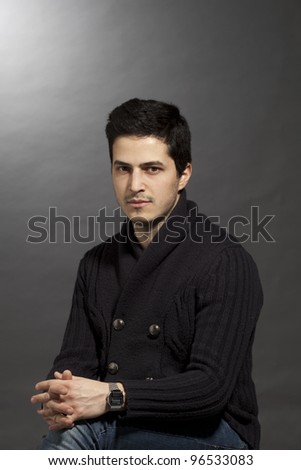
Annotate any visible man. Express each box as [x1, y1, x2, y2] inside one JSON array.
[[31, 98, 263, 450]]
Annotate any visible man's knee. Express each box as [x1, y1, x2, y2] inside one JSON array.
[[39, 418, 117, 450]]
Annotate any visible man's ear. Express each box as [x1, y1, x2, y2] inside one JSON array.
[[178, 163, 192, 191]]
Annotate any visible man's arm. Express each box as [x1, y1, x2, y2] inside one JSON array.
[[47, 253, 102, 380], [31, 248, 109, 430]]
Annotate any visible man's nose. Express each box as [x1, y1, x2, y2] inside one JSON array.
[[129, 169, 145, 193]]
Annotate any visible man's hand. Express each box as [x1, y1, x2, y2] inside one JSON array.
[[32, 370, 75, 431], [31, 370, 110, 431]]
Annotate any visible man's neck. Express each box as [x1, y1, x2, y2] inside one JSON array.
[[133, 218, 165, 250]]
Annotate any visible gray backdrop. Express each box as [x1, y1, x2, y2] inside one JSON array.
[[1, 0, 300, 449]]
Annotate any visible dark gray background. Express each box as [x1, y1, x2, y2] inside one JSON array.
[[1, 0, 300, 449]]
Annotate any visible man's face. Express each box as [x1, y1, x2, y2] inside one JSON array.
[[112, 135, 191, 225]]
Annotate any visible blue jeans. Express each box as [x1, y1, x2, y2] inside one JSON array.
[[39, 416, 248, 450]]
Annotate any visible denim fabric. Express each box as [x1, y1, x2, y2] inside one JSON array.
[[39, 417, 249, 450]]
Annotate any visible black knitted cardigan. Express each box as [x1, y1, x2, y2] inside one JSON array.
[[49, 190, 263, 449]]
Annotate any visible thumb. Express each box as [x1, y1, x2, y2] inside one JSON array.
[[62, 370, 73, 380]]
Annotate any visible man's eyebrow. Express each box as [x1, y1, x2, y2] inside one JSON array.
[[141, 161, 166, 167], [113, 160, 130, 166], [113, 160, 166, 167]]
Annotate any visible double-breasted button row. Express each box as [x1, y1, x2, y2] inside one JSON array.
[[108, 323, 161, 375], [112, 320, 161, 339]]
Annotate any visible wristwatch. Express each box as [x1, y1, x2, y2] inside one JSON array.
[[106, 383, 125, 411]]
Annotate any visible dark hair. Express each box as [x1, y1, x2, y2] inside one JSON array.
[[105, 98, 191, 175]]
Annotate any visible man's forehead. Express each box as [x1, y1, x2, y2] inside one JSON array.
[[113, 134, 166, 147], [112, 135, 172, 163]]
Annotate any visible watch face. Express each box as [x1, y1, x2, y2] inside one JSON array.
[[109, 389, 124, 408]]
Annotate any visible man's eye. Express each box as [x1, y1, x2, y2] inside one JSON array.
[[146, 167, 160, 174], [117, 166, 130, 173]]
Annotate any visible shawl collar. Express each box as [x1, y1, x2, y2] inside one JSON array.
[[98, 190, 194, 320]]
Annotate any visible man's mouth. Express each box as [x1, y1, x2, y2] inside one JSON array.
[[127, 199, 152, 208]]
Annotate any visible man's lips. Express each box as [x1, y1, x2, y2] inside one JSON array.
[[127, 199, 152, 208]]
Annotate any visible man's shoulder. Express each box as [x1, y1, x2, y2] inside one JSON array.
[[186, 208, 240, 252], [184, 207, 260, 275]]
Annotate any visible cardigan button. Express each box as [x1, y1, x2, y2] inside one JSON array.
[[112, 319, 125, 331], [107, 362, 119, 375], [148, 324, 161, 338]]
